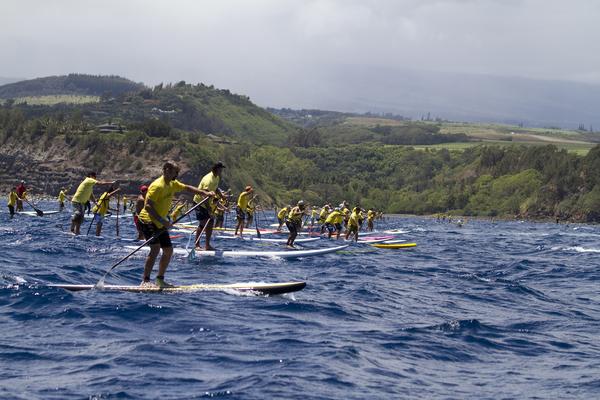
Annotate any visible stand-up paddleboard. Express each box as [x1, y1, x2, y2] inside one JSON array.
[[215, 235, 320, 244], [383, 229, 409, 234], [49, 281, 306, 295], [173, 224, 279, 235], [19, 210, 60, 216], [347, 236, 395, 244], [372, 242, 417, 249], [124, 244, 348, 258]]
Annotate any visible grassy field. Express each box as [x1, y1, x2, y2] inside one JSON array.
[[410, 140, 595, 155], [342, 116, 596, 155], [14, 95, 100, 105]]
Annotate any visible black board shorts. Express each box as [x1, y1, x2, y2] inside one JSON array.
[[140, 221, 172, 248], [236, 206, 246, 221], [195, 204, 211, 221], [286, 220, 301, 235]]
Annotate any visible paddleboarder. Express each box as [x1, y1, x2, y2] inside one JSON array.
[[276, 205, 291, 232], [15, 181, 26, 212], [193, 161, 225, 251], [91, 187, 120, 236], [345, 206, 362, 242], [58, 188, 67, 211], [324, 207, 344, 239], [138, 161, 214, 288], [286, 200, 307, 248], [70, 172, 116, 235], [234, 185, 254, 237], [7, 187, 18, 218], [133, 185, 148, 240]]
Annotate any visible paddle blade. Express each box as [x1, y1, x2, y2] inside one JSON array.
[[187, 248, 196, 261], [36, 209, 44, 216], [94, 276, 106, 290]]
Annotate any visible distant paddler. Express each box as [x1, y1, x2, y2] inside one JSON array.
[[170, 199, 187, 222], [138, 161, 214, 288], [15, 180, 26, 212], [91, 186, 120, 236], [366, 208, 375, 231], [70, 172, 116, 235], [58, 188, 68, 212], [345, 206, 362, 242], [318, 203, 331, 234], [7, 187, 18, 218], [235, 185, 255, 237], [324, 207, 344, 239], [286, 200, 307, 248], [122, 195, 128, 213], [276, 205, 291, 232], [245, 194, 256, 229], [214, 193, 229, 229], [133, 185, 148, 240], [193, 161, 226, 251]]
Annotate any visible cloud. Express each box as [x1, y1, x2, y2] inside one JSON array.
[[1, 0, 599, 105]]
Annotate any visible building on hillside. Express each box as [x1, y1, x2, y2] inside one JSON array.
[[206, 134, 236, 144], [96, 123, 126, 133]]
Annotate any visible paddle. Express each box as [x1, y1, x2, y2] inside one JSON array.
[[188, 217, 212, 260], [254, 203, 261, 239], [116, 194, 120, 237], [23, 198, 43, 216], [95, 196, 210, 289]]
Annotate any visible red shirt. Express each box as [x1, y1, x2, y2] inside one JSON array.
[[16, 184, 26, 197]]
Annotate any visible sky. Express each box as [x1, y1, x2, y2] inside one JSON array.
[[2, 0, 600, 109]]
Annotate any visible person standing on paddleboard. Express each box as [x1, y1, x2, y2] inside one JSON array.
[[133, 185, 148, 240], [92, 186, 120, 236], [58, 188, 67, 212], [345, 206, 362, 242], [138, 161, 214, 288], [234, 185, 255, 237], [276, 204, 291, 232], [70, 172, 116, 235], [7, 187, 18, 218], [193, 161, 226, 251], [286, 200, 307, 248], [15, 180, 26, 212]]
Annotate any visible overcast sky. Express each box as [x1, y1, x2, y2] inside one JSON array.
[[2, 0, 600, 108]]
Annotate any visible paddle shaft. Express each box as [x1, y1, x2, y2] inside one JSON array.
[[23, 198, 43, 216], [100, 196, 210, 279]]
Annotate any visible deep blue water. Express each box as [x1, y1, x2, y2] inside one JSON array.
[[1, 202, 599, 399]]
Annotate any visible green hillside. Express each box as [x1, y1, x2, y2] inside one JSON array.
[[0, 74, 144, 99], [2, 77, 600, 222]]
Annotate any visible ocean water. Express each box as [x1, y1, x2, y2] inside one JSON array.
[[1, 203, 599, 399]]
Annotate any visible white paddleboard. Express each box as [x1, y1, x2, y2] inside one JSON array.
[[124, 244, 348, 259], [49, 281, 306, 295]]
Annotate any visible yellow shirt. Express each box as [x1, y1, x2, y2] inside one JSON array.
[[92, 192, 110, 216], [170, 204, 186, 221], [348, 210, 360, 228], [325, 211, 344, 225], [319, 208, 329, 220], [367, 210, 375, 221], [8, 191, 18, 206], [139, 176, 186, 228], [287, 206, 304, 224], [193, 172, 220, 203], [237, 191, 252, 210], [277, 207, 289, 220], [58, 191, 66, 202], [72, 177, 98, 204]]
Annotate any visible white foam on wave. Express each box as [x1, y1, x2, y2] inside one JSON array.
[[564, 246, 600, 253]]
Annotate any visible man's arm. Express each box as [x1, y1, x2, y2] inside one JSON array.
[[144, 198, 172, 229], [184, 185, 214, 198]]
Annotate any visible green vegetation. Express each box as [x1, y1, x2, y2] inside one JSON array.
[[15, 95, 100, 105], [2, 75, 600, 222]]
